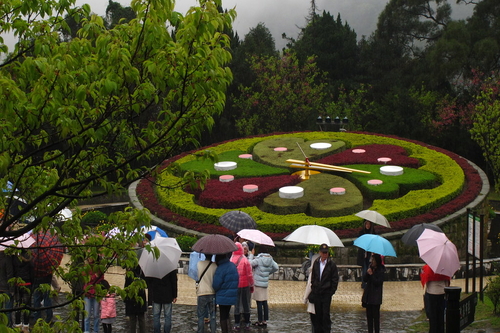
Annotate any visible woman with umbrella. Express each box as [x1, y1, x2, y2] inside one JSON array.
[[230, 242, 254, 330], [357, 220, 376, 289], [420, 264, 450, 333], [361, 254, 385, 333], [212, 253, 239, 333]]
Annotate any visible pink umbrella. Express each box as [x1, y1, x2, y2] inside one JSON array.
[[417, 228, 460, 277], [237, 229, 275, 247]]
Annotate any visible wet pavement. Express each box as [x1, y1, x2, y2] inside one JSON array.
[[51, 256, 492, 332]]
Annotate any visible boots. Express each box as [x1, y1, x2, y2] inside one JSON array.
[[220, 319, 228, 333]]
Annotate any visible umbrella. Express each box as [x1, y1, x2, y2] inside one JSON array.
[[355, 210, 391, 228], [417, 228, 460, 277], [401, 223, 444, 246], [0, 232, 35, 251], [237, 229, 275, 247], [283, 225, 344, 247], [192, 234, 238, 255], [353, 234, 397, 257], [142, 226, 168, 240], [219, 210, 257, 233], [139, 237, 181, 279], [30, 232, 65, 277]]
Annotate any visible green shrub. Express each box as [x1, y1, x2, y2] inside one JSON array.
[[81, 211, 108, 227], [486, 275, 500, 314], [176, 234, 198, 252], [156, 132, 465, 233]]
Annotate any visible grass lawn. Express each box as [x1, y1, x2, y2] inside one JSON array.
[[406, 294, 500, 332]]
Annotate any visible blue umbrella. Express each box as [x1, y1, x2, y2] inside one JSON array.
[[354, 234, 397, 257], [143, 226, 168, 240]]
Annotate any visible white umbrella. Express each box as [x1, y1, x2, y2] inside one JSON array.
[[283, 225, 344, 247], [237, 229, 275, 247], [139, 237, 181, 279], [355, 210, 391, 228]]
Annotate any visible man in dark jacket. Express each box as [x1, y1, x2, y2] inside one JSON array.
[[146, 269, 178, 333], [308, 244, 339, 333]]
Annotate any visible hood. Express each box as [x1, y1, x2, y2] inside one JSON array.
[[233, 242, 244, 256], [258, 253, 273, 266]]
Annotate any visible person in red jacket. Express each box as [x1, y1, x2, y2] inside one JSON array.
[[230, 242, 254, 330]]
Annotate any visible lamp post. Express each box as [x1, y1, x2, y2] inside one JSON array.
[[316, 115, 348, 132]]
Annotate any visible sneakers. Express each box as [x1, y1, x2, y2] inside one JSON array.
[[244, 322, 251, 330], [233, 325, 240, 331]]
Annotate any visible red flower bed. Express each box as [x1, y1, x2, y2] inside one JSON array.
[[137, 133, 483, 240], [317, 144, 420, 168], [196, 175, 300, 208]]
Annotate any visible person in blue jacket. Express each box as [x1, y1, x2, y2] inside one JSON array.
[[212, 253, 238, 333], [249, 246, 279, 327]]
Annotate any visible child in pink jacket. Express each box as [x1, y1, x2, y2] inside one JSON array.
[[230, 242, 254, 330], [100, 280, 116, 333]]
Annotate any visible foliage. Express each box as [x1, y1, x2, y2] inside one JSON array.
[[176, 234, 198, 252], [143, 132, 478, 238], [81, 210, 108, 227], [470, 74, 500, 192], [233, 53, 327, 136], [197, 175, 301, 209], [0, 0, 235, 329], [290, 11, 359, 86]]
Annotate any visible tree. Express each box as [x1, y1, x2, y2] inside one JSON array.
[[0, 0, 235, 329], [105, 0, 136, 29], [470, 74, 500, 192], [233, 53, 327, 136], [291, 11, 359, 86]]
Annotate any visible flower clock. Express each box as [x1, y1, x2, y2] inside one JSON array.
[[137, 132, 483, 240]]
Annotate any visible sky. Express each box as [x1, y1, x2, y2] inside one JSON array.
[[1, 0, 475, 53], [76, 0, 476, 50]]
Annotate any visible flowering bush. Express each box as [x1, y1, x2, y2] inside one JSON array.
[[197, 175, 301, 208], [136, 132, 483, 240]]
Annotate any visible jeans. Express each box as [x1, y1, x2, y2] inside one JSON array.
[[365, 304, 381, 333], [197, 295, 216, 333], [153, 302, 173, 333], [32, 284, 53, 323], [84, 297, 100, 333]]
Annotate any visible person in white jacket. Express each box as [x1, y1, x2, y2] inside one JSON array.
[[249, 247, 278, 327], [196, 256, 217, 333]]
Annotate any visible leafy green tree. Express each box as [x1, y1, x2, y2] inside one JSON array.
[[291, 11, 358, 86], [470, 74, 500, 192], [105, 0, 136, 29], [233, 53, 327, 136], [0, 0, 234, 329]]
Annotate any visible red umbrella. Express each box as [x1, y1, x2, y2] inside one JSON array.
[[30, 232, 65, 277]]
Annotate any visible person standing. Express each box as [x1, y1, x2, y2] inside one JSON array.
[[146, 269, 178, 333], [361, 254, 385, 333], [0, 250, 14, 327], [124, 264, 147, 333], [303, 262, 316, 333], [212, 253, 239, 333], [230, 242, 254, 330], [83, 258, 104, 333], [100, 280, 116, 333], [196, 255, 217, 333], [249, 246, 278, 327], [357, 220, 375, 289], [308, 243, 339, 333], [420, 264, 450, 333], [12, 249, 33, 332]]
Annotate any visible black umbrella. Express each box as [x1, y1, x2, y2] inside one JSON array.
[[401, 223, 444, 246], [219, 210, 257, 233], [192, 234, 238, 255]]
